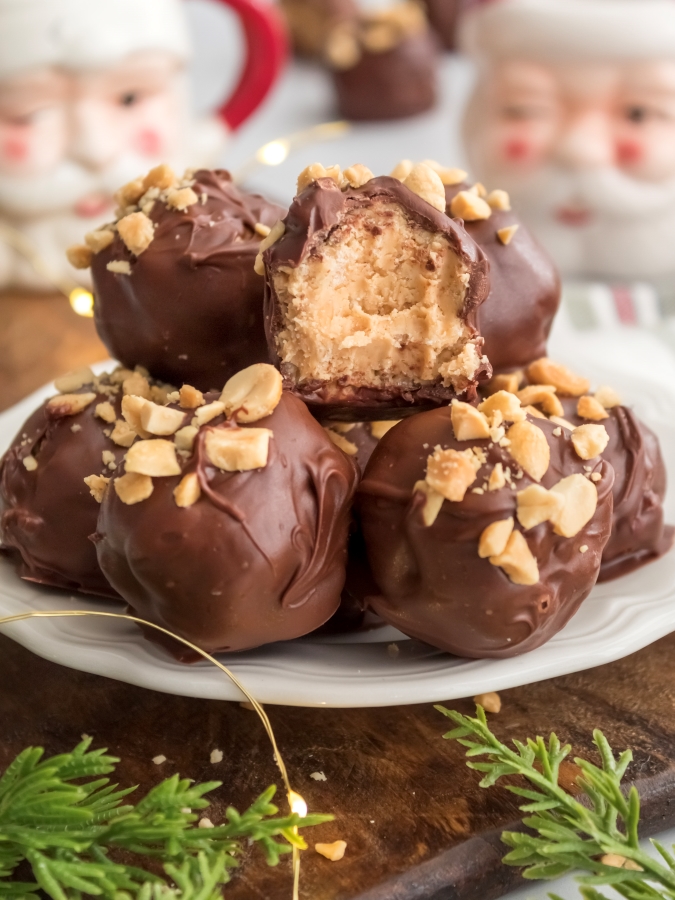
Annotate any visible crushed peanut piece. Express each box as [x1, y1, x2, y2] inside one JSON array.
[[551, 474, 598, 537], [426, 447, 480, 502], [413, 479, 444, 527], [179, 384, 205, 408], [204, 427, 272, 472], [255, 222, 271, 237], [102, 450, 116, 467], [506, 420, 550, 482], [139, 400, 185, 436], [571, 424, 609, 460], [486, 189, 511, 211], [474, 691, 501, 713], [580, 545, 589, 553], [342, 163, 374, 188], [389, 159, 414, 181], [497, 224, 519, 245], [325, 25, 361, 69], [193, 401, 225, 427], [524, 404, 546, 419], [488, 463, 506, 491], [175, 425, 199, 453], [451, 400, 490, 441], [111, 419, 137, 447], [489, 530, 539, 585], [115, 177, 145, 207], [117, 211, 154, 256], [516, 484, 565, 530], [125, 439, 181, 477], [220, 363, 283, 423], [123, 372, 152, 399], [486, 372, 522, 395], [517, 384, 564, 417], [114, 472, 153, 505], [47, 392, 97, 417], [449, 190, 492, 221], [315, 841, 347, 862], [526, 358, 590, 397], [591, 472, 602, 482], [421, 161, 467, 185], [106, 260, 131, 275], [577, 395, 609, 421], [55, 367, 95, 393], [22, 455, 37, 472], [549, 415, 575, 431], [403, 163, 446, 213], [297, 163, 340, 194], [370, 420, 400, 439], [594, 385, 622, 409], [84, 474, 110, 503], [166, 187, 199, 211], [254, 219, 286, 275], [326, 429, 358, 455], [478, 517, 514, 558], [66, 245, 93, 269], [84, 229, 115, 254], [95, 401, 116, 424], [478, 390, 525, 423], [143, 163, 176, 192]]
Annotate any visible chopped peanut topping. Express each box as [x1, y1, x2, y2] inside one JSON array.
[[84, 229, 115, 254], [403, 163, 446, 213], [179, 384, 205, 408], [106, 260, 131, 275], [551, 475, 598, 537], [84, 474, 110, 503], [474, 691, 501, 713], [175, 425, 199, 453], [489, 530, 539, 585], [413, 480, 445, 526], [517, 385, 564, 417], [506, 420, 550, 482], [22, 455, 37, 471], [95, 401, 117, 424], [594, 385, 622, 409], [46, 392, 96, 417], [117, 211, 154, 256], [125, 439, 181, 477], [166, 187, 199, 211], [478, 517, 514, 558], [549, 415, 575, 431], [220, 364, 283, 423], [478, 390, 525, 423], [114, 472, 153, 505], [150, 384, 175, 406], [204, 427, 272, 471], [449, 190, 492, 221], [451, 400, 491, 441], [571, 424, 609, 460], [139, 400, 185, 436], [55, 367, 95, 393], [426, 447, 480, 502], [297, 163, 341, 193], [497, 225, 519, 246], [325, 429, 358, 455], [66, 245, 93, 269], [254, 220, 286, 275], [121, 395, 151, 438], [422, 161, 467, 186], [110, 419, 137, 448], [577, 396, 609, 421], [255, 222, 271, 237], [143, 163, 176, 192], [370, 420, 400, 439], [485, 372, 522, 395], [115, 177, 145, 207], [315, 841, 347, 862], [526, 359, 590, 397], [523, 404, 546, 420], [389, 160, 414, 181], [342, 164, 374, 188], [516, 484, 565, 530], [486, 189, 511, 211], [194, 401, 226, 427], [488, 463, 506, 491], [174, 472, 201, 508], [123, 372, 151, 399]]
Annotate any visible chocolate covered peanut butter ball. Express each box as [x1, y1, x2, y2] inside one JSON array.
[[94, 365, 359, 656], [71, 166, 285, 391], [0, 366, 172, 597], [263, 163, 491, 419], [357, 389, 615, 658], [490, 359, 673, 582]]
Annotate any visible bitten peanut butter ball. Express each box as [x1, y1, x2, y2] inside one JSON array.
[[487, 360, 674, 582], [263, 163, 491, 419], [73, 166, 285, 391], [0, 366, 173, 597], [325, 2, 439, 121], [357, 389, 615, 658], [94, 365, 359, 657]]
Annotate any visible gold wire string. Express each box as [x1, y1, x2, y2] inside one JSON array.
[[0, 608, 306, 900]]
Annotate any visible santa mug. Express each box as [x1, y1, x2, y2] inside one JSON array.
[[461, 0, 675, 285], [0, 0, 287, 290]]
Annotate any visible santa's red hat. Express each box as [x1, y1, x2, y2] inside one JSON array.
[[460, 0, 675, 62]]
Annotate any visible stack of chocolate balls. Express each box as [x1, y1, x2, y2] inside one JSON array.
[[1, 160, 671, 661]]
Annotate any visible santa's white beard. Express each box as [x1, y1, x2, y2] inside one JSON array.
[[470, 161, 675, 281], [0, 115, 226, 291]]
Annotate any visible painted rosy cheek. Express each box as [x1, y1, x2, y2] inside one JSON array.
[[136, 129, 162, 157], [616, 139, 643, 166], [1, 135, 29, 162], [502, 138, 532, 163]]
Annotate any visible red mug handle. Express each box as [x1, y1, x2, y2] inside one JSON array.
[[203, 0, 288, 131]]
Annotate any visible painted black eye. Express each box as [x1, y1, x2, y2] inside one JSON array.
[[626, 106, 648, 124], [120, 92, 139, 107]]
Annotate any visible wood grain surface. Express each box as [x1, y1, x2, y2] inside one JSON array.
[[2, 631, 675, 900]]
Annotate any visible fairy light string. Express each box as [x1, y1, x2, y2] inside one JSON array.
[[0, 608, 308, 900]]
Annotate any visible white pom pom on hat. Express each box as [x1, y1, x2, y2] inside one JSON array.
[[460, 0, 675, 62]]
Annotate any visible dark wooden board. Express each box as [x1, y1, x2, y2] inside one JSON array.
[[2, 631, 675, 900]]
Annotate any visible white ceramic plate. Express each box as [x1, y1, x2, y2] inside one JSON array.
[[1, 330, 675, 708]]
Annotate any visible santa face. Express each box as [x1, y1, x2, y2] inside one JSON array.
[[465, 58, 675, 279], [0, 51, 186, 222]]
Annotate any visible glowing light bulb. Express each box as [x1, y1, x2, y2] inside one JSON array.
[[257, 140, 290, 167], [288, 790, 308, 818], [69, 288, 94, 317]]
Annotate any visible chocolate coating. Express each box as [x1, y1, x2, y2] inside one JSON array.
[[445, 183, 560, 373], [264, 176, 491, 418], [560, 398, 673, 582], [280, 0, 357, 57], [357, 408, 615, 658], [332, 29, 439, 121], [95, 393, 358, 656], [420, 0, 463, 49], [92, 170, 285, 391], [0, 377, 127, 598]]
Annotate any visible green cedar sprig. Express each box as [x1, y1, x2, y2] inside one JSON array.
[[437, 704, 675, 900], [0, 738, 330, 900]]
